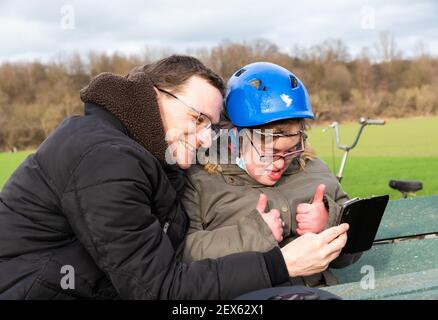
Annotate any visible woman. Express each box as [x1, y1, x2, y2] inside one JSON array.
[[180, 62, 360, 286]]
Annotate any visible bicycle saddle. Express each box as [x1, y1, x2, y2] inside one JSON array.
[[389, 180, 423, 193]]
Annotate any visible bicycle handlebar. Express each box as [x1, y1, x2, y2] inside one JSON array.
[[328, 117, 386, 151], [326, 117, 386, 181], [359, 117, 386, 125]]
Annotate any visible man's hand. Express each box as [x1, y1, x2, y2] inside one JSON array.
[[256, 194, 283, 242], [296, 184, 329, 235], [281, 223, 349, 277]]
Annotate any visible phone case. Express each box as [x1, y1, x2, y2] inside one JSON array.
[[337, 195, 389, 254]]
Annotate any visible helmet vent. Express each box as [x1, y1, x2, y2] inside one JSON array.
[[290, 75, 298, 88], [249, 79, 267, 91], [234, 68, 246, 77]]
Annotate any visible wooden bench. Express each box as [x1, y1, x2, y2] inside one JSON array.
[[326, 268, 438, 300], [325, 195, 438, 299], [376, 195, 438, 240]]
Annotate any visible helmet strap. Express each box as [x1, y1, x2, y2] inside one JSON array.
[[228, 126, 242, 157], [229, 127, 249, 173]]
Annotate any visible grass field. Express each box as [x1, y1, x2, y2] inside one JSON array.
[[1, 117, 438, 199], [0, 151, 32, 190], [307, 117, 438, 198]]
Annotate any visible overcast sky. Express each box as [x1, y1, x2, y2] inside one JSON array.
[[1, 0, 437, 62]]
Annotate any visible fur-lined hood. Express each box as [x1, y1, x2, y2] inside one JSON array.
[[80, 68, 168, 164]]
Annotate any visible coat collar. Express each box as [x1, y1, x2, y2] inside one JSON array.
[[80, 69, 168, 165]]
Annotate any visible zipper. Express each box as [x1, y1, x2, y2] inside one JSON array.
[[163, 221, 170, 234]]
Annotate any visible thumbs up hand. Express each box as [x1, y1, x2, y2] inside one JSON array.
[[296, 184, 329, 235], [256, 194, 284, 242]]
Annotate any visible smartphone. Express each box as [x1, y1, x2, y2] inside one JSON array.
[[338, 195, 389, 253]]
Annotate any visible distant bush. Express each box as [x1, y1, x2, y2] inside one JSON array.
[[1, 38, 438, 151]]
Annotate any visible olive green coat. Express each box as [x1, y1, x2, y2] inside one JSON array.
[[180, 158, 361, 284]]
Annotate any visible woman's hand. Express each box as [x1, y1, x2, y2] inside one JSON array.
[[256, 193, 284, 242], [296, 184, 329, 235]]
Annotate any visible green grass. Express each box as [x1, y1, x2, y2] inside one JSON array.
[[318, 156, 438, 199], [307, 117, 438, 199], [1, 117, 438, 198], [0, 151, 32, 190], [307, 116, 438, 157]]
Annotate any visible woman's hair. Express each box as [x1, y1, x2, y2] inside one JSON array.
[[141, 55, 225, 97], [204, 118, 316, 174]]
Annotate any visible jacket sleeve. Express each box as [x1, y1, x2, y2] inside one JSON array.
[[181, 175, 278, 263], [61, 143, 273, 299]]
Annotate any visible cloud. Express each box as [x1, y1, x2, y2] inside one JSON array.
[[0, 0, 437, 62]]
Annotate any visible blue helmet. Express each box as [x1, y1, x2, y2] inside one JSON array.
[[225, 62, 314, 127]]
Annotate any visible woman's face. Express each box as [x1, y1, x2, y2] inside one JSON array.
[[241, 122, 303, 186]]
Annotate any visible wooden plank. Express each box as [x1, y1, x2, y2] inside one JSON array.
[[325, 268, 438, 300], [375, 195, 438, 240], [330, 237, 438, 284]]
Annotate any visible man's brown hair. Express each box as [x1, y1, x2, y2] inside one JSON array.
[[142, 55, 225, 97]]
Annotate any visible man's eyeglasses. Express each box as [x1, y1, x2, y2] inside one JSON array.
[[243, 129, 306, 163], [157, 88, 221, 139]]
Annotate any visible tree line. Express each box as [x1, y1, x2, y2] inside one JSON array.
[[1, 35, 437, 151]]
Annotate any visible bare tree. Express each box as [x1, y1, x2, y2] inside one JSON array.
[[1, 39, 438, 150], [374, 31, 401, 62]]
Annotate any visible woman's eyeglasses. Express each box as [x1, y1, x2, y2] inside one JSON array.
[[243, 129, 306, 163]]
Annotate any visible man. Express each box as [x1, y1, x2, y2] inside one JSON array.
[[0, 55, 348, 299]]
